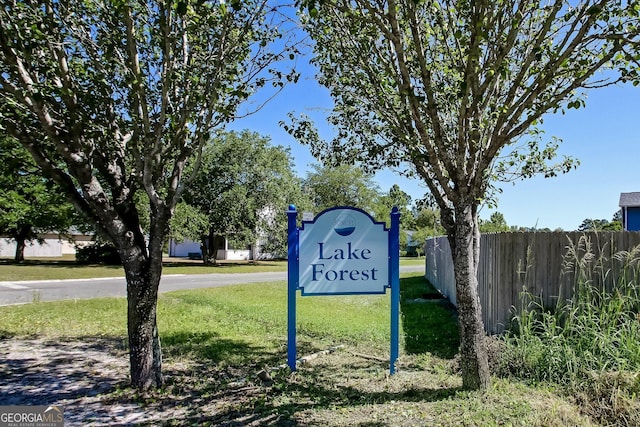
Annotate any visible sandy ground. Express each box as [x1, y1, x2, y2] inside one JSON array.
[[0, 338, 164, 426], [0, 338, 289, 426]]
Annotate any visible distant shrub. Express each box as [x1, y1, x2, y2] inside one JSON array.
[[404, 247, 420, 257], [76, 242, 121, 265]]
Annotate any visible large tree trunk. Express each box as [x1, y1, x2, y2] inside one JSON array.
[[200, 235, 210, 265], [13, 225, 32, 262], [14, 237, 26, 262], [448, 203, 490, 390], [123, 250, 164, 390], [120, 210, 168, 391], [211, 233, 220, 265], [200, 230, 218, 265]]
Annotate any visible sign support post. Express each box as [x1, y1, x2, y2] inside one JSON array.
[[287, 205, 299, 371], [389, 207, 400, 375]]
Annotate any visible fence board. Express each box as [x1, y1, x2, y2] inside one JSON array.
[[424, 231, 640, 334]]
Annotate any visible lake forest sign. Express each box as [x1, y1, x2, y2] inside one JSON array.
[[287, 205, 400, 375], [299, 207, 389, 295]]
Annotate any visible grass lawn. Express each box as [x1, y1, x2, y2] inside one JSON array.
[[0, 256, 425, 281], [0, 272, 595, 426]]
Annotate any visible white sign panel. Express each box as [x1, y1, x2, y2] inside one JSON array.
[[299, 207, 389, 295]]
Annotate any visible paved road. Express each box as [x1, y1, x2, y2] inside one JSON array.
[[0, 265, 424, 306]]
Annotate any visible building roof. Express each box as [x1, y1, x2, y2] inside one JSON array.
[[619, 192, 640, 207]]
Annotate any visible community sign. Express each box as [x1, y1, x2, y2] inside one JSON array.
[[287, 205, 400, 374], [299, 207, 389, 295]]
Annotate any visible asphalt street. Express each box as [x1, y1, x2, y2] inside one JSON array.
[[0, 265, 424, 306]]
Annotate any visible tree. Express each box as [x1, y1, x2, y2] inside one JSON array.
[[372, 184, 414, 228], [408, 228, 427, 256], [410, 200, 446, 256], [304, 163, 381, 213], [413, 204, 446, 236], [612, 210, 623, 224], [291, 1, 639, 390], [169, 201, 210, 251], [479, 212, 510, 233], [0, 136, 75, 261], [577, 215, 623, 231], [179, 130, 308, 263], [0, 0, 297, 389]]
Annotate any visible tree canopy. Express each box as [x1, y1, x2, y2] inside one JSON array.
[[0, 136, 75, 261], [371, 184, 414, 228], [479, 212, 510, 233], [176, 130, 308, 262], [303, 163, 381, 213], [577, 214, 623, 231]]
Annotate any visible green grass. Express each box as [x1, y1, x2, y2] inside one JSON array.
[[0, 274, 424, 359], [0, 272, 599, 426], [0, 258, 289, 281], [398, 256, 426, 266], [400, 275, 460, 358], [0, 259, 126, 281], [0, 257, 423, 281]]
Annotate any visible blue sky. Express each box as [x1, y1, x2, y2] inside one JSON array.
[[228, 63, 640, 231]]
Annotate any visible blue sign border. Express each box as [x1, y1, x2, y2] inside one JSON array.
[[287, 205, 400, 375]]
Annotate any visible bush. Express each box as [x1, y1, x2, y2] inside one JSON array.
[[76, 242, 122, 265]]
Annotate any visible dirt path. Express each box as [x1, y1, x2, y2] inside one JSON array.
[[0, 338, 165, 426], [0, 338, 288, 426]]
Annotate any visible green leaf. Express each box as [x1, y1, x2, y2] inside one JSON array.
[[176, 1, 188, 15]]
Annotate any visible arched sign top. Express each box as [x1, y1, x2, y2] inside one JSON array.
[[300, 205, 389, 232]]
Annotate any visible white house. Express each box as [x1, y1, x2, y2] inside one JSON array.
[[169, 206, 281, 260], [168, 236, 255, 260], [0, 231, 93, 258]]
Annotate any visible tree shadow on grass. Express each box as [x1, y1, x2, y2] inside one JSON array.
[[0, 336, 129, 406], [161, 330, 284, 367], [146, 352, 464, 426], [183, 385, 463, 426], [0, 329, 463, 425], [400, 275, 460, 359], [161, 330, 328, 373]]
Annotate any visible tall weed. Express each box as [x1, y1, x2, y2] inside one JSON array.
[[499, 236, 640, 425]]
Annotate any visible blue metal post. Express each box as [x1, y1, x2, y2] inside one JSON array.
[[287, 205, 299, 371], [389, 206, 401, 375]]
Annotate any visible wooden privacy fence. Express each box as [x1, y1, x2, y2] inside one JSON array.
[[424, 231, 640, 334]]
